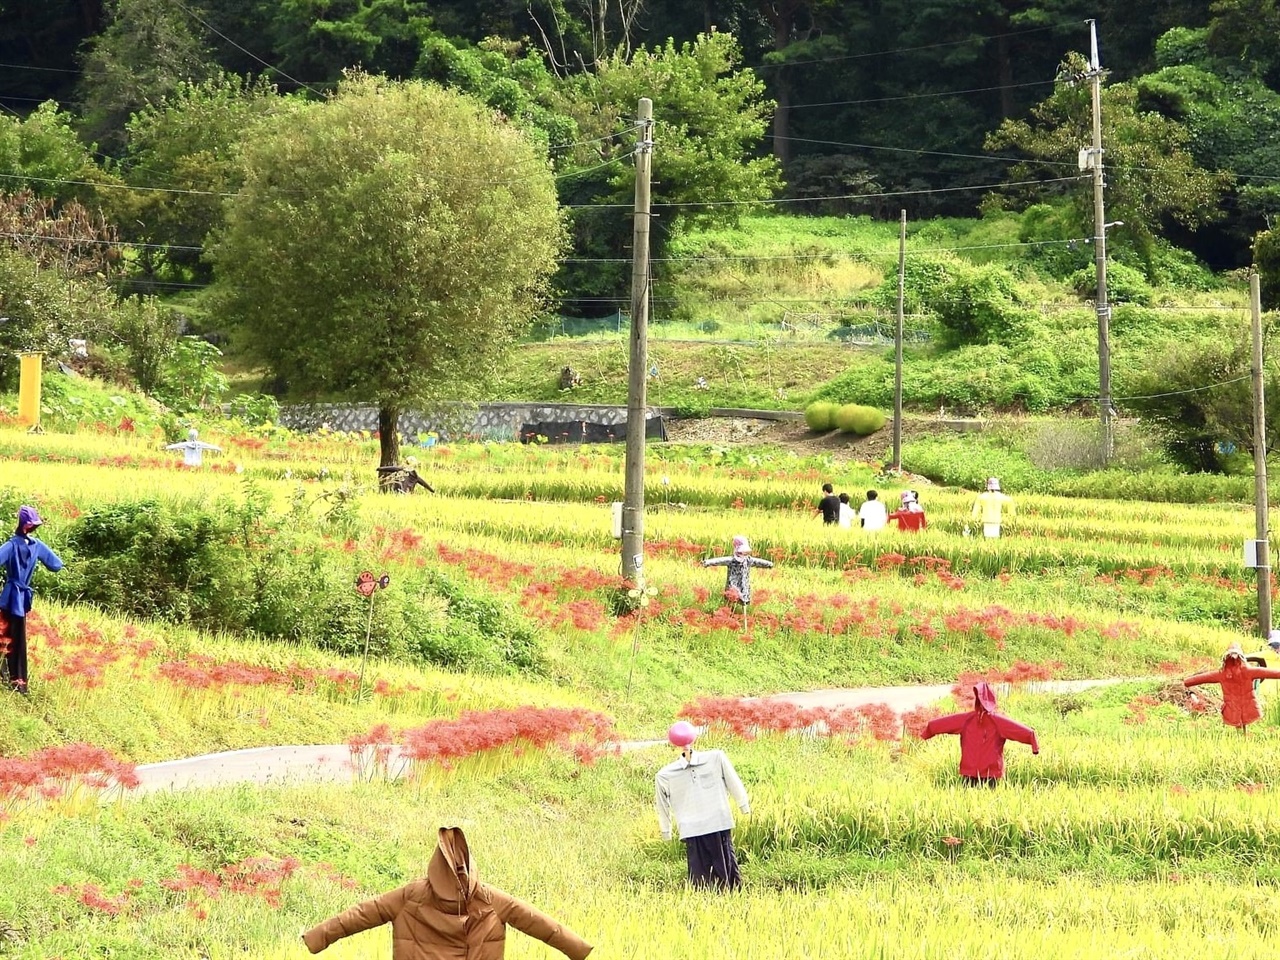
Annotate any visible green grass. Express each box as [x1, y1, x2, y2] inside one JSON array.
[[7, 696, 1280, 958]]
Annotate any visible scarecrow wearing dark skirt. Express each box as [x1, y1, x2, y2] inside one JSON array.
[[655, 721, 751, 890], [702, 536, 773, 605], [0, 506, 64, 695]]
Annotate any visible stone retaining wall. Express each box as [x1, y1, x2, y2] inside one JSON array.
[[279, 402, 657, 441]]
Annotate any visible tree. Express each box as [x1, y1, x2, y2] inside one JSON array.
[[208, 73, 565, 468], [121, 73, 282, 283], [1257, 228, 1280, 311], [559, 31, 780, 301], [986, 52, 1231, 267], [1125, 328, 1280, 471], [76, 0, 215, 154], [0, 101, 116, 209]]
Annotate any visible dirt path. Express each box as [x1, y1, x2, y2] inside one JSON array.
[[131, 678, 1135, 795]]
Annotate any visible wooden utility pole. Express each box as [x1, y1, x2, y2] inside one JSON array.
[[1087, 19, 1114, 462], [1250, 273, 1272, 641], [892, 209, 906, 470], [621, 98, 654, 587]]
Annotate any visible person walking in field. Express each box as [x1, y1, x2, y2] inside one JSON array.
[[971, 477, 1015, 538], [0, 506, 64, 695], [921, 681, 1039, 786], [837, 492, 854, 529], [301, 826, 592, 959], [887, 490, 927, 532], [702, 536, 774, 605], [1184, 644, 1280, 732], [656, 720, 751, 889], [817, 482, 841, 525], [858, 489, 888, 531]]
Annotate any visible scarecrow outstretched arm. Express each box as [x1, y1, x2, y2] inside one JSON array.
[[702, 556, 733, 567], [1184, 670, 1225, 688], [993, 715, 1039, 753], [921, 712, 969, 739]]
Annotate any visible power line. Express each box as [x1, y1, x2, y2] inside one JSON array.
[[651, 176, 1082, 209], [0, 171, 237, 198], [789, 80, 1054, 111], [1114, 374, 1253, 402], [163, 0, 323, 97], [775, 134, 1280, 183], [760, 22, 1070, 69], [0, 230, 201, 251]]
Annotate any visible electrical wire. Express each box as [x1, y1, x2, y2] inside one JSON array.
[[163, 0, 323, 97], [759, 23, 1071, 69], [788, 80, 1054, 111]]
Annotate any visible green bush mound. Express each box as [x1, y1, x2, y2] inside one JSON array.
[[803, 401, 837, 431], [834, 404, 886, 435], [49, 491, 541, 675]]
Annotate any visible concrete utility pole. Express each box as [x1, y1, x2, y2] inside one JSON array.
[[1086, 19, 1114, 462], [621, 98, 654, 587], [892, 209, 906, 470], [1250, 273, 1272, 641]]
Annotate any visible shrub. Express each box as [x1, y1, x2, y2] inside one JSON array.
[[1069, 261, 1154, 305], [53, 495, 542, 674], [834, 404, 886, 435], [804, 401, 837, 431]]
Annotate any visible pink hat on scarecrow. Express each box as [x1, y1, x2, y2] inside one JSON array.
[[668, 720, 698, 747], [732, 535, 751, 555], [986, 477, 1001, 491]]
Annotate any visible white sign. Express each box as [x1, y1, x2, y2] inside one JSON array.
[[1244, 539, 1268, 568]]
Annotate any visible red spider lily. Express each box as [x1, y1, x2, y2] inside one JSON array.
[[348, 706, 615, 777], [52, 883, 132, 916]]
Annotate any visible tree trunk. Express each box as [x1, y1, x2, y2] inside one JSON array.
[[378, 405, 401, 468], [996, 33, 1015, 120], [771, 19, 792, 166]]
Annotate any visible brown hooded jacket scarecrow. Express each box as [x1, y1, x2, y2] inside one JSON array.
[[1184, 645, 1280, 729], [302, 826, 592, 960]]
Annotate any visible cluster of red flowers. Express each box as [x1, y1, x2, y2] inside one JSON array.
[[161, 856, 301, 914], [155, 652, 403, 697], [435, 543, 534, 589], [951, 660, 1064, 703], [27, 614, 157, 690], [0, 743, 139, 820], [348, 705, 616, 775], [680, 695, 942, 743], [52, 880, 141, 915]]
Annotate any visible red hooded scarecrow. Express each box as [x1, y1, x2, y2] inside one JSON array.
[[921, 681, 1039, 786], [1184, 644, 1280, 732]]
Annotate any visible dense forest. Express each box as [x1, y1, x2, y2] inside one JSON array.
[[1, 1, 1280, 448]]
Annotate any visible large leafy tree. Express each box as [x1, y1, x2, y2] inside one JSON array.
[[120, 73, 282, 283], [560, 31, 780, 301], [208, 73, 565, 468], [76, 0, 215, 154], [986, 52, 1231, 265]]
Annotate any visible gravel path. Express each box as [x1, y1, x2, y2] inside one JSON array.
[[131, 678, 1137, 795]]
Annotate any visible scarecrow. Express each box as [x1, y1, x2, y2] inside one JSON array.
[[0, 506, 64, 694], [1184, 644, 1280, 732], [971, 477, 1015, 538], [166, 428, 222, 468], [655, 721, 751, 889], [921, 681, 1039, 786], [702, 536, 773, 606], [302, 826, 592, 959]]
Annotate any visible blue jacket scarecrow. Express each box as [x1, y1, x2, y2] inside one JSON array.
[[0, 505, 63, 693]]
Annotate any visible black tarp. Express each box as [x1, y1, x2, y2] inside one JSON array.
[[520, 416, 667, 445]]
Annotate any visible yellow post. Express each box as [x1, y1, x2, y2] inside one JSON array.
[[16, 353, 42, 428]]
